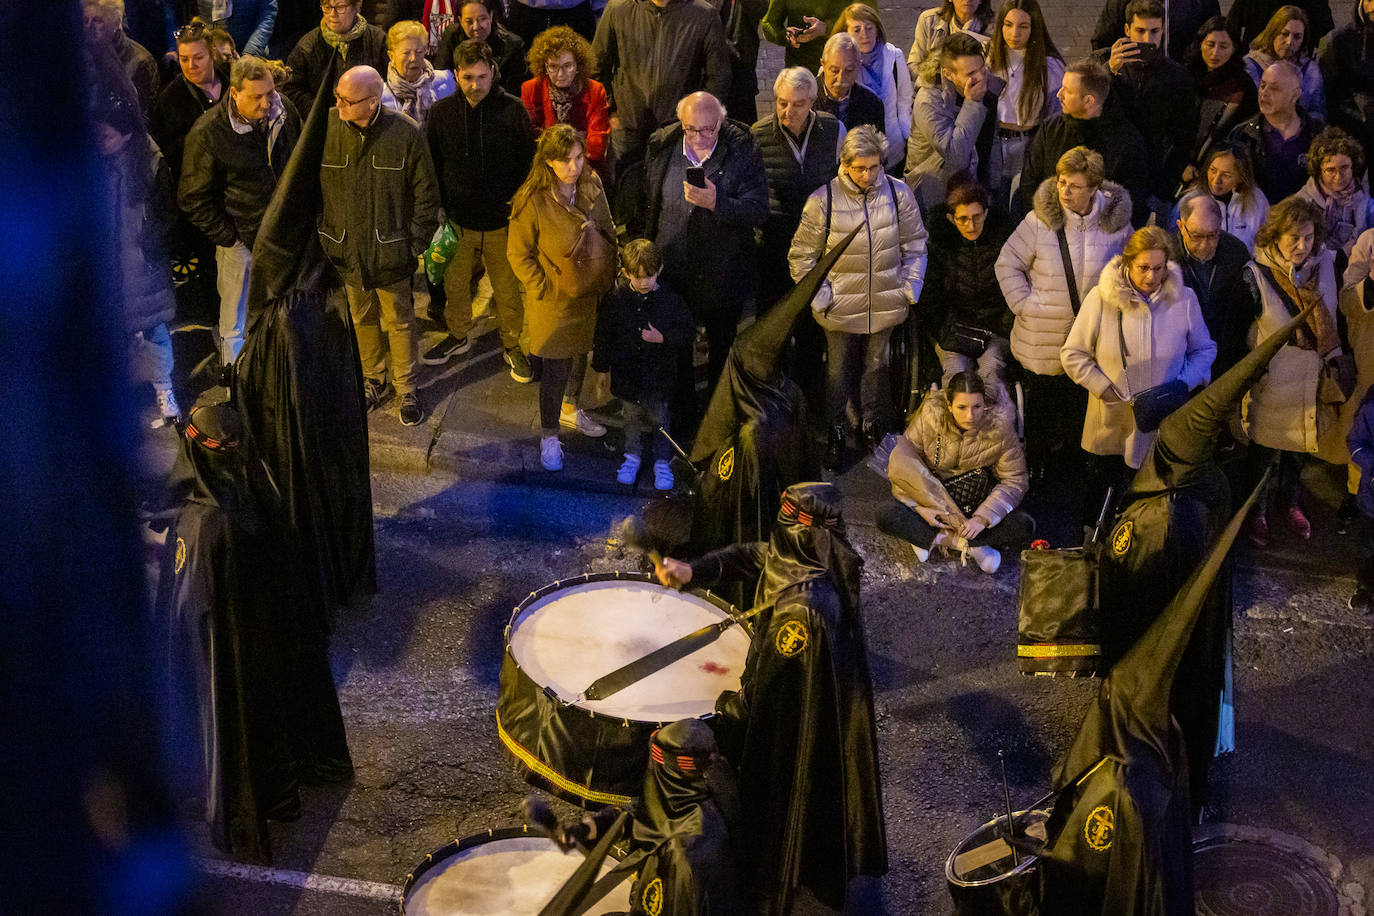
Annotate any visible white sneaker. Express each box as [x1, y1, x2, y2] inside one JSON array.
[[540, 435, 563, 471], [152, 388, 181, 428], [617, 453, 641, 484], [911, 543, 930, 563], [560, 404, 607, 437], [968, 545, 1001, 574], [653, 459, 674, 491]]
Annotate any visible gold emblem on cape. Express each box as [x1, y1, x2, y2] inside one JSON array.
[[775, 620, 809, 657], [1084, 805, 1115, 851], [1110, 520, 1133, 557], [174, 537, 187, 574], [642, 876, 664, 915], [717, 446, 735, 481]]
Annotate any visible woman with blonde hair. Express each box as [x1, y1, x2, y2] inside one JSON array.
[[507, 124, 617, 471], [834, 4, 912, 171], [1061, 225, 1216, 503], [520, 26, 610, 175]]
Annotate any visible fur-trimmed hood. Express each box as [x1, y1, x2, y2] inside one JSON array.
[[1032, 177, 1132, 234], [1093, 255, 1189, 313]]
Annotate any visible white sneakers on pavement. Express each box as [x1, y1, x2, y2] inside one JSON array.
[[540, 435, 563, 471], [560, 403, 606, 437], [653, 459, 673, 491], [617, 453, 641, 484]]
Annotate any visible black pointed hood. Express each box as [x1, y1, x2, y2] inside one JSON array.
[[1056, 473, 1267, 784], [245, 56, 338, 330], [1126, 306, 1312, 497], [690, 225, 861, 463]]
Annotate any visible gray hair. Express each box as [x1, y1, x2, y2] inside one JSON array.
[[83, 0, 125, 17], [773, 66, 818, 99], [231, 54, 274, 90], [840, 124, 888, 165], [1178, 190, 1223, 223], [1263, 59, 1302, 90], [675, 91, 726, 124], [823, 31, 861, 63]]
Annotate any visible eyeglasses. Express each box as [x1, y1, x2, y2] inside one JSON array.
[[545, 60, 578, 74], [682, 124, 720, 136], [335, 91, 374, 107], [174, 22, 208, 42], [1181, 224, 1221, 243], [321, 2, 358, 11], [952, 211, 987, 225]]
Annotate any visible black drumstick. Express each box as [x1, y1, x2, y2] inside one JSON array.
[[999, 749, 1019, 867]]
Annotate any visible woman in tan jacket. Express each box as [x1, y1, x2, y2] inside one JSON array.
[[507, 124, 617, 471], [879, 372, 1031, 573]]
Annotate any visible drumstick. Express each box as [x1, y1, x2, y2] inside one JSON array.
[[999, 750, 1019, 867], [613, 515, 667, 576]]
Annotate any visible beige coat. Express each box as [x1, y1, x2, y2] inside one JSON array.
[[887, 391, 1027, 528], [507, 173, 615, 359], [1242, 246, 1339, 456], [1061, 258, 1216, 469]]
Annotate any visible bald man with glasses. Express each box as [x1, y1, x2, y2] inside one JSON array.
[[1173, 190, 1256, 373]]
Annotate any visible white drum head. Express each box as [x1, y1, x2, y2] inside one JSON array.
[[508, 579, 749, 721], [404, 836, 630, 915]]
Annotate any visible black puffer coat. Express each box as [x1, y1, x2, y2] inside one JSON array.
[[283, 23, 389, 119], [150, 68, 228, 180], [1017, 109, 1151, 226], [752, 112, 842, 252], [920, 205, 1012, 337]]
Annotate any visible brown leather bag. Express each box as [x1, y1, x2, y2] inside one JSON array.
[[544, 209, 617, 298]]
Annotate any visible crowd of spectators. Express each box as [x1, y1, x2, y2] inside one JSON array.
[[90, 0, 1374, 604]]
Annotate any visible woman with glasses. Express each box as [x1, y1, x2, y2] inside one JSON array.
[[520, 26, 609, 176], [1295, 126, 1374, 266], [283, 0, 388, 117], [437, 0, 529, 96]]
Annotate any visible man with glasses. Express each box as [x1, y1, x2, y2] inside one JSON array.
[[318, 66, 440, 426], [180, 54, 301, 380], [1174, 190, 1255, 374], [622, 91, 768, 431], [284, 0, 388, 117]]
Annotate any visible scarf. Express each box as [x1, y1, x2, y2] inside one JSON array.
[[1321, 181, 1362, 252], [1262, 247, 1339, 354], [548, 79, 576, 124], [388, 60, 440, 125], [320, 12, 369, 58], [859, 46, 884, 96]]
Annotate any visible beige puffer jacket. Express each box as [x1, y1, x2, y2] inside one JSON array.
[[995, 177, 1133, 375], [887, 390, 1028, 528], [1242, 245, 1340, 456], [788, 170, 928, 335]]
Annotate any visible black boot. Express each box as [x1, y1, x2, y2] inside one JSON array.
[[825, 423, 846, 471]]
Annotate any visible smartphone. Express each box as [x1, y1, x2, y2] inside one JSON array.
[[686, 166, 707, 188]]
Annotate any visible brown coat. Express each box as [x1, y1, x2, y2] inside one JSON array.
[[507, 174, 616, 359]]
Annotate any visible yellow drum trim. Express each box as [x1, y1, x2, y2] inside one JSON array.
[[495, 711, 633, 806], [1017, 643, 1102, 657]]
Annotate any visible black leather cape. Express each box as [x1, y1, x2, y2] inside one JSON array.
[[159, 401, 351, 863], [690, 483, 887, 914], [234, 55, 375, 627]]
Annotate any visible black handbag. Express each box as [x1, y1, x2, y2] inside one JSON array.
[[938, 317, 996, 358], [1131, 378, 1190, 433], [941, 466, 997, 516]]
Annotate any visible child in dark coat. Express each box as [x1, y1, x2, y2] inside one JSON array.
[[1347, 385, 1374, 613], [592, 239, 694, 490]]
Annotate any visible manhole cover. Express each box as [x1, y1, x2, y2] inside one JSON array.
[[1194, 830, 1342, 916]]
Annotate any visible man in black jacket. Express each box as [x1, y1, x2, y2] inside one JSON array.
[[812, 32, 885, 135], [1173, 191, 1256, 375], [1317, 0, 1374, 157], [180, 55, 301, 372], [424, 40, 536, 379], [1090, 0, 1220, 63], [622, 91, 768, 428], [1094, 0, 1196, 216], [1228, 59, 1324, 201], [1017, 57, 1150, 225], [283, 0, 388, 118], [319, 66, 440, 426], [593, 0, 734, 172], [751, 66, 843, 308]]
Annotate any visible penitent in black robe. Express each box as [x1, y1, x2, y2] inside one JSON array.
[[690, 483, 887, 914]]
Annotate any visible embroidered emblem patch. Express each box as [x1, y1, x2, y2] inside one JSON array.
[[717, 446, 735, 481], [175, 537, 187, 574], [775, 620, 809, 657], [1084, 805, 1115, 852], [1110, 520, 1134, 557], [642, 876, 664, 915]]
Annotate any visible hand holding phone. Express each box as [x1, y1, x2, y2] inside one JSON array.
[[685, 166, 706, 188]]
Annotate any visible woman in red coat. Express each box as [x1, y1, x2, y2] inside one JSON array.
[[520, 26, 610, 175]]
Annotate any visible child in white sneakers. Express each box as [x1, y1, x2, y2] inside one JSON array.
[[592, 240, 693, 490]]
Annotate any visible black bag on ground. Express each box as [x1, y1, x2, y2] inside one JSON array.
[[1017, 544, 1101, 677]]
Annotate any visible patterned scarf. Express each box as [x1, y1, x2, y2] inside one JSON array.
[[388, 60, 440, 125], [548, 80, 576, 124], [1320, 180, 1362, 252], [320, 12, 369, 58]]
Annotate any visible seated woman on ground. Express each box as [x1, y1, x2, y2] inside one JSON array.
[[878, 371, 1031, 574]]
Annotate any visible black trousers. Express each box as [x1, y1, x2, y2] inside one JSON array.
[[876, 500, 1034, 551], [1023, 371, 1088, 470], [1246, 444, 1305, 512]]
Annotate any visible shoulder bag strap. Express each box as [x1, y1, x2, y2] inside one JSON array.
[[819, 180, 833, 259], [1056, 225, 1082, 315], [886, 173, 901, 236], [1252, 262, 1302, 318]]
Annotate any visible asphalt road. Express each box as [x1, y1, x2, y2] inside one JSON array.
[[181, 464, 1374, 916]]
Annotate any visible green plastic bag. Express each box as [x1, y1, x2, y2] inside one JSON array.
[[423, 221, 458, 286]]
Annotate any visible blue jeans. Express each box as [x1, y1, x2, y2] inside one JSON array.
[[134, 323, 175, 393]]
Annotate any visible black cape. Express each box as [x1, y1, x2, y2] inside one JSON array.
[[1096, 307, 1308, 811], [158, 401, 351, 863], [692, 482, 886, 914], [234, 54, 375, 625]]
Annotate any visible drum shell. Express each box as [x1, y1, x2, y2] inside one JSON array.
[[946, 811, 1047, 916], [495, 572, 748, 806]]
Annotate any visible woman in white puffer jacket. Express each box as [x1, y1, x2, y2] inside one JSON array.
[[790, 125, 928, 467], [994, 145, 1132, 471], [836, 4, 913, 171]]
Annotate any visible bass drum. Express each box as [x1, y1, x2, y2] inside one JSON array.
[[401, 826, 631, 915], [946, 809, 1050, 916], [496, 573, 751, 805]]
